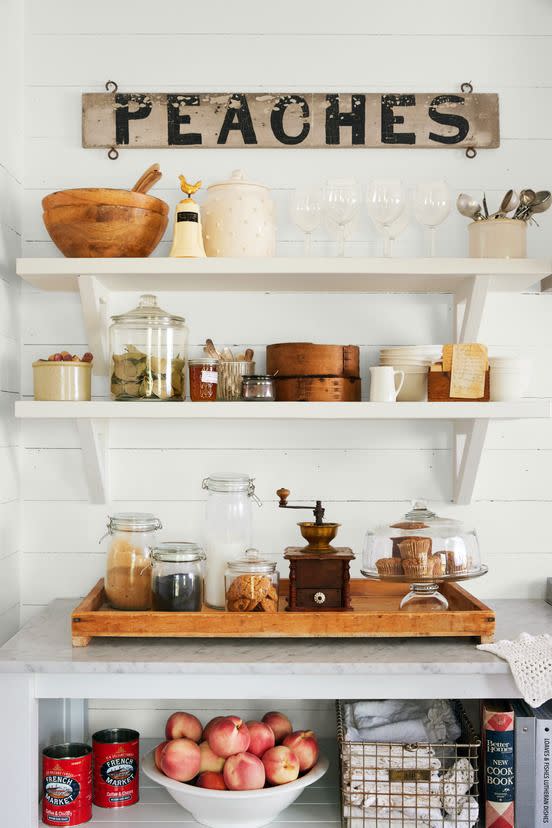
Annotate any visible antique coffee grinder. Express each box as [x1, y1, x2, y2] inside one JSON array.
[[276, 487, 354, 612]]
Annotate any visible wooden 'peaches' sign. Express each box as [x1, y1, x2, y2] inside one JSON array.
[[82, 92, 499, 150]]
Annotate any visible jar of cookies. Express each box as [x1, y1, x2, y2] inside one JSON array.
[[104, 513, 162, 610], [361, 500, 486, 611], [225, 549, 279, 613]]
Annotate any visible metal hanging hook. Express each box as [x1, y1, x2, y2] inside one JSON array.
[[465, 147, 477, 159], [107, 147, 119, 160], [105, 80, 118, 93], [461, 81, 474, 94]]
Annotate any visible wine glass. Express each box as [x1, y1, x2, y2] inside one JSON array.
[[322, 179, 362, 257], [413, 180, 451, 256], [366, 179, 406, 256], [372, 206, 410, 257], [289, 189, 322, 256]]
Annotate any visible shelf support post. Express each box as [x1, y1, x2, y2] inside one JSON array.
[[78, 275, 109, 375], [77, 419, 109, 504], [455, 275, 491, 342], [453, 419, 489, 504]]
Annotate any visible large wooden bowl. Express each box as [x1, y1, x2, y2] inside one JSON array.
[[42, 188, 169, 257]]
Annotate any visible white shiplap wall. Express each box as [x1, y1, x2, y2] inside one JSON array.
[[0, 0, 23, 644], [20, 0, 552, 637]]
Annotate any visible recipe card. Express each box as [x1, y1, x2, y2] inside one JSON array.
[[450, 344, 488, 398]]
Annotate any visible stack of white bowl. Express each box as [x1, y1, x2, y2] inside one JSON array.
[[489, 356, 531, 401], [379, 346, 441, 401]]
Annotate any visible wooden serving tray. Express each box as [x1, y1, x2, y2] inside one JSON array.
[[71, 579, 495, 647]]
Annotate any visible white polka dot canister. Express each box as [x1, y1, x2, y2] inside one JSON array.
[[201, 169, 276, 257]]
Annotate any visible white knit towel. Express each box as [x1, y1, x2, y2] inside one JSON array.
[[477, 632, 552, 707]]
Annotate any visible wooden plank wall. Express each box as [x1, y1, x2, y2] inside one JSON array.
[[0, 0, 23, 644], [20, 0, 552, 625]]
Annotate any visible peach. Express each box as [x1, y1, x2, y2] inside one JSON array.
[[160, 738, 201, 782], [203, 716, 225, 742], [154, 740, 169, 770], [208, 716, 250, 758], [165, 711, 203, 743], [262, 711, 293, 744], [262, 745, 300, 786], [223, 752, 265, 791], [197, 771, 227, 790], [246, 720, 275, 757], [199, 740, 225, 773], [282, 730, 319, 772]]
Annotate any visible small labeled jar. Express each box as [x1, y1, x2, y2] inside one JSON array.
[[151, 543, 205, 611], [225, 548, 279, 612], [104, 513, 162, 610], [189, 358, 219, 401]]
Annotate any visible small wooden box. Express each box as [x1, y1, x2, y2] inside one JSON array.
[[284, 547, 354, 612], [428, 369, 490, 402]]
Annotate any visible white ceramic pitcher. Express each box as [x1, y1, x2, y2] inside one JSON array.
[[369, 366, 405, 402]]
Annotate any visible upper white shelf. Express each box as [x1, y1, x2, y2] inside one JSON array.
[[16, 257, 552, 294], [15, 399, 552, 420]]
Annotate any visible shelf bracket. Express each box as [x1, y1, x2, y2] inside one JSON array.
[[453, 419, 489, 504], [76, 419, 109, 504], [78, 275, 109, 375], [455, 274, 491, 342]]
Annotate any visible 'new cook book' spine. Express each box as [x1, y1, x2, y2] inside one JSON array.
[[482, 701, 514, 828], [511, 700, 536, 828]]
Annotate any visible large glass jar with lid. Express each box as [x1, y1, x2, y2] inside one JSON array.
[[202, 473, 261, 609], [109, 294, 188, 400], [104, 512, 162, 610], [225, 549, 279, 612], [362, 500, 487, 610]]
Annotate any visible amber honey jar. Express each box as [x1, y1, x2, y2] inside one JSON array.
[[189, 358, 218, 401]]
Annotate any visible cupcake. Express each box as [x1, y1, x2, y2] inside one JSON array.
[[402, 558, 428, 578], [446, 550, 467, 574], [376, 558, 404, 577], [430, 552, 446, 577]]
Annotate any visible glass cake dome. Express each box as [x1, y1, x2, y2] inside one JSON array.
[[361, 500, 487, 610]]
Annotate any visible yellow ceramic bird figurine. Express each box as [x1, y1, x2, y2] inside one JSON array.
[[169, 174, 206, 257], [179, 175, 202, 198]]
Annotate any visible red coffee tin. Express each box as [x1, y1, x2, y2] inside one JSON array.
[[42, 743, 92, 826], [93, 728, 139, 808]]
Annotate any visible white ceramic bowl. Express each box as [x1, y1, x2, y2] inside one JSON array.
[[142, 750, 329, 828]]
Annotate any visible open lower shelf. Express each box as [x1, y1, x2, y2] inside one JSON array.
[[14, 399, 552, 419], [36, 738, 341, 827], [15, 398, 552, 507], [17, 255, 552, 293]]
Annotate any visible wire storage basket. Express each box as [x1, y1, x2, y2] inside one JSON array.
[[337, 700, 481, 827]]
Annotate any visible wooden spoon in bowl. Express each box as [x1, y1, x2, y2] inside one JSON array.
[[131, 163, 163, 194]]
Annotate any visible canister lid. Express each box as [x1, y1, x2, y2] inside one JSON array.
[[189, 358, 219, 366], [227, 548, 277, 574], [203, 473, 253, 493], [207, 169, 268, 192], [111, 294, 186, 327], [108, 512, 162, 532], [152, 542, 205, 563]]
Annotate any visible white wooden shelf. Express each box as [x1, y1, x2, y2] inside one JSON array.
[[15, 399, 552, 507], [16, 255, 552, 293], [14, 399, 552, 420]]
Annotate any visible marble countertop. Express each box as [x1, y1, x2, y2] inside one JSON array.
[[0, 597, 549, 676]]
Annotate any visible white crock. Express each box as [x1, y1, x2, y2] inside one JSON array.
[[202, 169, 276, 257]]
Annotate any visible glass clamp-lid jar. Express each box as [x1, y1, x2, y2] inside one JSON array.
[[225, 548, 279, 612], [151, 542, 205, 611], [110, 294, 188, 401], [103, 512, 162, 610], [202, 473, 262, 609]]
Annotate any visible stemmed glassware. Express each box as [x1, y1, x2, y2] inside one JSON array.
[[322, 178, 362, 257], [366, 179, 406, 256], [412, 180, 451, 256], [289, 189, 322, 256]]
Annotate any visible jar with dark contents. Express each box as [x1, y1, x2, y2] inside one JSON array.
[[189, 358, 219, 401], [151, 543, 205, 611]]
